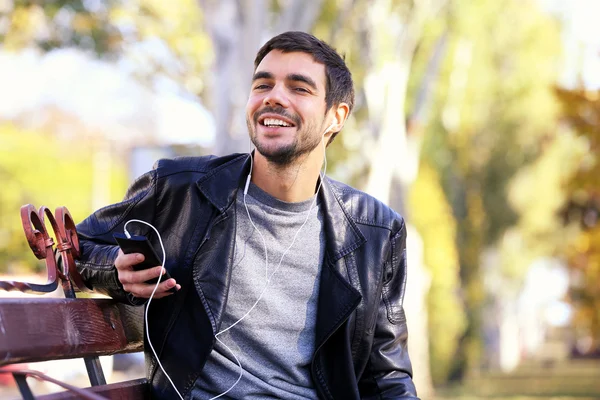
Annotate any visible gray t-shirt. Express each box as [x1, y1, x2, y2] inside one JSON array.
[[192, 182, 324, 399]]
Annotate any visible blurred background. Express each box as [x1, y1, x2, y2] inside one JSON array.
[[1, 0, 599, 399]]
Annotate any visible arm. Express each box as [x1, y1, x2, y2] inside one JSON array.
[[360, 222, 420, 399], [75, 168, 176, 304]]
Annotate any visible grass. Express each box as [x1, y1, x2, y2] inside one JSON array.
[[431, 359, 600, 400]]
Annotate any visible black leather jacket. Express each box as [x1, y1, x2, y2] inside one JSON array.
[[75, 153, 419, 399]]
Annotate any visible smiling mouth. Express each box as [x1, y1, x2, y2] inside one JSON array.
[[257, 113, 297, 129], [261, 118, 293, 127]]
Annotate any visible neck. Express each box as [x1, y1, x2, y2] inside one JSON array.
[[251, 148, 325, 203]]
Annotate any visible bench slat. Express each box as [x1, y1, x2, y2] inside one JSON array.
[[0, 298, 144, 365], [37, 378, 149, 400]]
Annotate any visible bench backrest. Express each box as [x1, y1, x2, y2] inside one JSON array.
[[0, 204, 149, 398], [0, 297, 147, 399]]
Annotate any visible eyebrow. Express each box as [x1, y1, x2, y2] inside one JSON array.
[[287, 73, 317, 90], [252, 71, 318, 91], [252, 71, 273, 82]]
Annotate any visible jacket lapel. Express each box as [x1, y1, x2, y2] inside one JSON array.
[[191, 156, 367, 344], [314, 178, 365, 348], [196, 154, 250, 213], [192, 154, 250, 334]]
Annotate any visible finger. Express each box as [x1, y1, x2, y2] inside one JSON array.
[[149, 290, 175, 299], [119, 265, 164, 286], [115, 252, 145, 271], [124, 278, 178, 299], [125, 282, 176, 299]]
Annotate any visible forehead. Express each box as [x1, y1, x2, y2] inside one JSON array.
[[255, 50, 326, 89]]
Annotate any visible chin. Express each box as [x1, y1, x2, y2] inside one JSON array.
[[255, 144, 299, 166]]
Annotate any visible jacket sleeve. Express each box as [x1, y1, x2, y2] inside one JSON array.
[[360, 221, 420, 399], [74, 169, 158, 305]]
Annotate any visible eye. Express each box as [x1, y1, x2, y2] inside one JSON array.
[[294, 87, 310, 93], [254, 84, 271, 90]]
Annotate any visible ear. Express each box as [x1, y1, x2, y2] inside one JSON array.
[[324, 102, 350, 142]]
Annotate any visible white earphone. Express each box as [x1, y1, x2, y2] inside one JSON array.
[[126, 113, 338, 400], [324, 120, 336, 136], [244, 119, 335, 196]]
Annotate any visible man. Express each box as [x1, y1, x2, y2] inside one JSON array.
[[75, 31, 419, 399]]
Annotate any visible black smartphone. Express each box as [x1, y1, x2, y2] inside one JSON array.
[[113, 232, 176, 293]]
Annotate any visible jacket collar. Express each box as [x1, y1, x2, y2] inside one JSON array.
[[195, 153, 250, 214], [196, 153, 366, 261], [319, 177, 366, 262], [194, 153, 365, 344]]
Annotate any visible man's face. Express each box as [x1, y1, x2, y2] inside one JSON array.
[[246, 50, 330, 165]]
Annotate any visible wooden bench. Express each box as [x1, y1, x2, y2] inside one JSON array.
[[0, 205, 148, 399], [0, 297, 147, 399]]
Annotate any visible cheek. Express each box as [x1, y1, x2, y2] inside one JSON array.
[[246, 96, 262, 116]]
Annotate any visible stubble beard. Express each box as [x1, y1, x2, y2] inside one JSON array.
[[247, 116, 323, 166]]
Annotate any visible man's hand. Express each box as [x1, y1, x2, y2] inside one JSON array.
[[115, 250, 181, 299]]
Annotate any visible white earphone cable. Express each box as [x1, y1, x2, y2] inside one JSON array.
[[208, 152, 269, 400], [123, 219, 185, 400], [122, 121, 332, 400], [211, 124, 330, 398]]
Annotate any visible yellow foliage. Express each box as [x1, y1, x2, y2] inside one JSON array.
[[0, 124, 128, 273], [109, 0, 213, 93], [409, 162, 466, 384], [555, 87, 600, 348], [4, 5, 45, 50], [72, 13, 94, 34]]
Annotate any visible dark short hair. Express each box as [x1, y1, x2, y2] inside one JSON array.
[[254, 31, 355, 139]]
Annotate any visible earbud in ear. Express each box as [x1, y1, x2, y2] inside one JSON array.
[[324, 121, 336, 136]]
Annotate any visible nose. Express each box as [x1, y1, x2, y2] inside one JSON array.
[[263, 84, 289, 108]]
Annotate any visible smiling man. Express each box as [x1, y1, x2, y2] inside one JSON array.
[[75, 31, 419, 399]]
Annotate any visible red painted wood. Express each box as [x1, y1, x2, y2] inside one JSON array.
[[37, 378, 149, 400], [0, 298, 143, 365]]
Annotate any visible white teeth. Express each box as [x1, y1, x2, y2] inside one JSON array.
[[263, 118, 291, 127]]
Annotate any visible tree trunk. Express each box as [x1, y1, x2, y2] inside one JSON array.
[[361, 1, 447, 395], [199, 0, 266, 155], [199, 0, 324, 155]]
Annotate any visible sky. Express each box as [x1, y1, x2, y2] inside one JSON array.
[[0, 48, 216, 146], [539, 0, 600, 88]]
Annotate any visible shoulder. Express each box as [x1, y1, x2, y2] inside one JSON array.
[[326, 178, 405, 234], [150, 153, 247, 182]]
